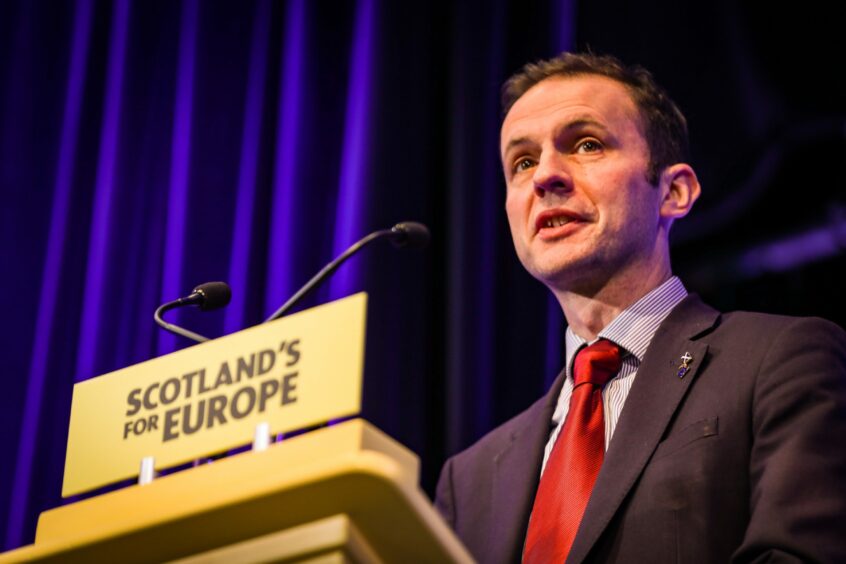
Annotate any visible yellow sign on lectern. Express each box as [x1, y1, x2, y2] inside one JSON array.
[[63, 293, 367, 497]]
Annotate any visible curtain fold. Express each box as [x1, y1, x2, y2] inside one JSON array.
[[224, 0, 271, 334], [158, 0, 197, 356], [4, 0, 94, 548], [265, 0, 303, 317]]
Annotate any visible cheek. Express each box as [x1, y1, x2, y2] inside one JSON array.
[[504, 191, 532, 251], [607, 186, 662, 240], [589, 167, 656, 214], [505, 189, 529, 223]]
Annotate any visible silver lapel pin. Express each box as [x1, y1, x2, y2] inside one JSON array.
[[677, 352, 693, 378]]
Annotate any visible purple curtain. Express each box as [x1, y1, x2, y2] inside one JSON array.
[[1, 0, 843, 550]]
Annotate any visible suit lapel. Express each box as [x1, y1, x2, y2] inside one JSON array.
[[566, 295, 720, 564], [487, 370, 567, 563]]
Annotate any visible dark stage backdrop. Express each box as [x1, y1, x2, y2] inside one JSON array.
[[1, 0, 843, 549]]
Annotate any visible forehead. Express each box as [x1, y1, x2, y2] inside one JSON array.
[[500, 74, 644, 151]]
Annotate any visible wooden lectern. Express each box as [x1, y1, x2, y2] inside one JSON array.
[[1, 419, 472, 563], [0, 295, 473, 562]]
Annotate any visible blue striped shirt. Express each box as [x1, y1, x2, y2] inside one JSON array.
[[540, 276, 688, 474]]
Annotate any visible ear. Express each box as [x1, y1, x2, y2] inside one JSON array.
[[658, 163, 701, 223]]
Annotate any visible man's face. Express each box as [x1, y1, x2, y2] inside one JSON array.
[[501, 74, 665, 294]]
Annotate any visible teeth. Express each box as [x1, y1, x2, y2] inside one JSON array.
[[543, 217, 571, 228]]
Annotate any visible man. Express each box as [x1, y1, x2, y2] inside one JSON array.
[[435, 52, 846, 563]]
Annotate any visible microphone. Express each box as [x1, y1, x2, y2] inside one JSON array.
[[387, 221, 430, 249], [154, 281, 232, 343], [265, 221, 430, 323]]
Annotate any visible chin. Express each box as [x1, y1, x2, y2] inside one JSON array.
[[527, 262, 579, 289], [527, 256, 610, 295]]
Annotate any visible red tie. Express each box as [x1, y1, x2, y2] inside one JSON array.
[[523, 339, 622, 563]]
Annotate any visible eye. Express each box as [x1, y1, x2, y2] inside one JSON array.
[[513, 157, 536, 173], [576, 139, 603, 153]]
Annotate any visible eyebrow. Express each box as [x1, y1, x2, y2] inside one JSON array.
[[502, 116, 611, 155], [503, 136, 533, 155], [563, 117, 610, 134]]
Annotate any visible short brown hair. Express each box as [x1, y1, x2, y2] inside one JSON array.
[[502, 52, 689, 185]]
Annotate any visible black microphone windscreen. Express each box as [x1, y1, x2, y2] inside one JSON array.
[[390, 221, 430, 249], [193, 281, 232, 311]]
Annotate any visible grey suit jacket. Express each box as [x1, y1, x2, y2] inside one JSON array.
[[435, 296, 846, 563]]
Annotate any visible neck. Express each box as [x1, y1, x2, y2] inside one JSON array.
[[553, 260, 673, 341]]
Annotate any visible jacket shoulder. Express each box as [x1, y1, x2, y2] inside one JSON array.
[[448, 393, 548, 470], [706, 308, 846, 349]]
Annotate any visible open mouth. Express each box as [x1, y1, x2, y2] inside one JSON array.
[[535, 209, 582, 234], [541, 216, 573, 229]]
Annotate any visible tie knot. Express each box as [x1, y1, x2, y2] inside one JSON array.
[[573, 339, 622, 388]]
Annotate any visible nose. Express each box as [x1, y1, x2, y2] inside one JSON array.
[[532, 151, 572, 197]]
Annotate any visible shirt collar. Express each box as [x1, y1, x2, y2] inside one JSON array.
[[564, 276, 688, 378]]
